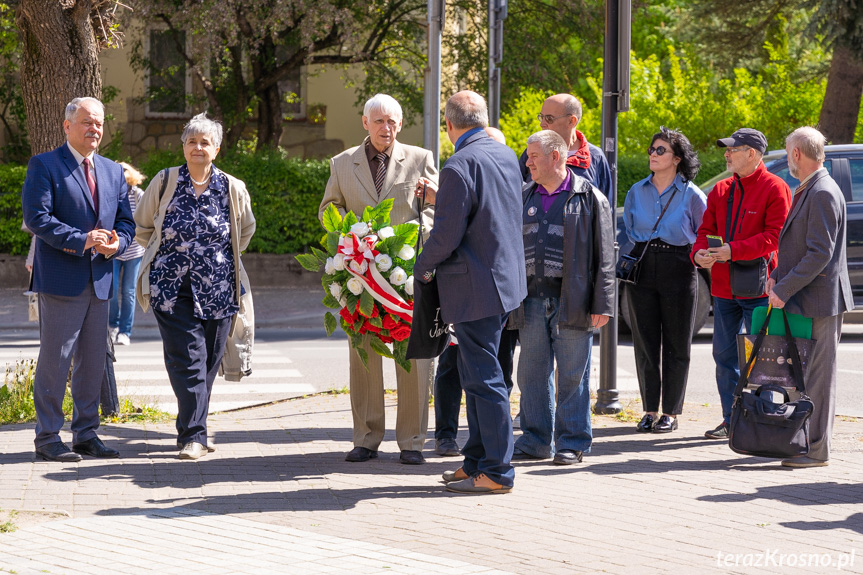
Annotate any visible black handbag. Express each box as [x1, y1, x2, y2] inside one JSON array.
[[728, 308, 813, 459], [405, 186, 451, 359], [725, 179, 772, 298], [616, 187, 679, 285]]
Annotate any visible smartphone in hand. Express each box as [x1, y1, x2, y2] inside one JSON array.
[[707, 235, 723, 249]]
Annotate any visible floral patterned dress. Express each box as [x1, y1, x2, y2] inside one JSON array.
[[149, 165, 238, 320]]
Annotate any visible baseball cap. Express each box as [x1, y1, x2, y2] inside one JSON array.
[[716, 128, 768, 154]]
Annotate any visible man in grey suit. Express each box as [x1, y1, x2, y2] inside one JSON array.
[[767, 126, 854, 468], [22, 97, 134, 461], [319, 94, 436, 465], [415, 91, 527, 494]]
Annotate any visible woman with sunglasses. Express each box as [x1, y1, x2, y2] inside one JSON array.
[[622, 127, 707, 433]]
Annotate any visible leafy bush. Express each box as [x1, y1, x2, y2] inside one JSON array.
[[0, 164, 31, 254]]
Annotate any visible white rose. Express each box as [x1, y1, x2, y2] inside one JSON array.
[[405, 275, 415, 296], [328, 282, 342, 299], [378, 226, 395, 239], [398, 245, 416, 260], [333, 253, 346, 270], [349, 259, 369, 274], [375, 253, 393, 272], [350, 222, 370, 237], [339, 296, 347, 308], [325, 257, 336, 274], [389, 266, 408, 286], [346, 277, 364, 295]]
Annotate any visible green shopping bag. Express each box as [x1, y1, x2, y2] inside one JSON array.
[[750, 306, 812, 339]]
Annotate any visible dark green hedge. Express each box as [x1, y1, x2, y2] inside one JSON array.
[[0, 164, 31, 255], [616, 153, 728, 207]]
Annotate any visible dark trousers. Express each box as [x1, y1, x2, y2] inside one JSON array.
[[452, 313, 514, 487], [626, 246, 697, 415], [154, 278, 232, 447], [434, 328, 517, 440]]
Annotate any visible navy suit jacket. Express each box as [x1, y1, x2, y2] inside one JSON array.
[[22, 144, 134, 299], [414, 130, 527, 324]]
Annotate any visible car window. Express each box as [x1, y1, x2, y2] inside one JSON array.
[[771, 160, 834, 192], [848, 159, 863, 202]]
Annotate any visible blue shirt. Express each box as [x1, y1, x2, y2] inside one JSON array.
[[454, 127, 484, 152], [623, 173, 707, 246], [149, 164, 238, 320]]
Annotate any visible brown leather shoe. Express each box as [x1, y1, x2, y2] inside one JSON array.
[[445, 473, 512, 494], [442, 467, 469, 483]]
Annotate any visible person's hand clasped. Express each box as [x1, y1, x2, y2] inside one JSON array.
[[84, 228, 110, 250], [92, 229, 119, 255], [707, 243, 732, 263], [414, 177, 437, 205], [693, 249, 716, 269]]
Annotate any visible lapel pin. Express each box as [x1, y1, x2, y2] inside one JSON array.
[[528, 207, 537, 216]]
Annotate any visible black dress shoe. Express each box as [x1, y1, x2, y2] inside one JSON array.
[[36, 441, 82, 462], [345, 446, 378, 462], [73, 437, 120, 458], [511, 449, 545, 461], [399, 450, 425, 465], [636, 414, 655, 433], [653, 415, 678, 433], [553, 450, 583, 465]]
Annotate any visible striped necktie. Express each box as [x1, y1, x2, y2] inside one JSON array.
[[374, 152, 387, 197]]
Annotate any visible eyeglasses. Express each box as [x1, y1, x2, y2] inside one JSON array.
[[537, 113, 573, 124], [724, 146, 750, 154], [648, 145, 669, 156]]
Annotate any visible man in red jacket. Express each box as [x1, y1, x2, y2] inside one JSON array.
[[691, 128, 792, 439]]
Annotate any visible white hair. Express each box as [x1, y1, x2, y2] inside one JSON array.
[[181, 113, 223, 148], [786, 126, 826, 163], [65, 97, 104, 122], [527, 130, 567, 160], [363, 94, 403, 122]]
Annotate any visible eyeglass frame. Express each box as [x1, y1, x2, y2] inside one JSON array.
[[536, 113, 573, 124], [724, 146, 751, 154], [647, 145, 671, 157]]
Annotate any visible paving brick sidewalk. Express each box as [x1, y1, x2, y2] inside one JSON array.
[[1, 395, 862, 574]]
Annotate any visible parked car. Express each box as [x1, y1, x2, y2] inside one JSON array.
[[616, 144, 863, 333]]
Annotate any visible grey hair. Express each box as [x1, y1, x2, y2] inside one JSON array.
[[786, 126, 826, 163], [181, 113, 223, 148], [363, 94, 403, 123], [559, 94, 583, 122], [527, 130, 567, 160], [445, 91, 489, 130], [65, 97, 104, 122]]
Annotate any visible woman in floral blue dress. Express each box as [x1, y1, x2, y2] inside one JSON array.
[[135, 113, 256, 460]]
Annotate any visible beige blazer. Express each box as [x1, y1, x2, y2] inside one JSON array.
[[319, 137, 437, 229]]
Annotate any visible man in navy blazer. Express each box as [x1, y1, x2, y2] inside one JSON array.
[[767, 126, 854, 468], [414, 91, 527, 494], [22, 97, 134, 462]]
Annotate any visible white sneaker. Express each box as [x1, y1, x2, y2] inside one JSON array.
[[109, 327, 119, 341], [116, 333, 131, 346]]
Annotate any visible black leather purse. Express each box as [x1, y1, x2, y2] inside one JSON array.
[[728, 308, 813, 459], [725, 179, 772, 298], [616, 187, 679, 285]]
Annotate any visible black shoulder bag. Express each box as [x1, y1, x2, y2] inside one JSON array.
[[726, 179, 773, 298], [616, 187, 679, 285], [728, 307, 813, 458], [405, 184, 451, 360]]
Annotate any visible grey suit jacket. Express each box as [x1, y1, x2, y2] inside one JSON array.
[[318, 137, 437, 229], [771, 169, 854, 318]]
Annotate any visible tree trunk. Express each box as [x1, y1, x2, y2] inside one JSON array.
[[17, 0, 101, 156], [255, 83, 283, 150], [818, 44, 863, 144]]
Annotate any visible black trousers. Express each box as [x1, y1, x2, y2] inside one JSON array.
[[626, 244, 697, 415], [154, 276, 232, 447], [434, 328, 518, 440]]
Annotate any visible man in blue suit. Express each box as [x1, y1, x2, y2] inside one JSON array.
[[414, 91, 527, 494], [22, 97, 135, 462]]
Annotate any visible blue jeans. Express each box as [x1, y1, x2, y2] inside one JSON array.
[[109, 257, 142, 335], [712, 295, 767, 424], [515, 297, 593, 457]]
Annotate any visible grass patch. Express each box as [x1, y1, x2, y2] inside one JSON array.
[[105, 399, 173, 424], [0, 509, 17, 533]]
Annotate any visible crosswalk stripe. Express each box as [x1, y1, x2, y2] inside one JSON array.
[[113, 368, 302, 380], [117, 383, 315, 396]]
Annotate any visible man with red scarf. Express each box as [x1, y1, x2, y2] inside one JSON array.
[[519, 93, 612, 205]]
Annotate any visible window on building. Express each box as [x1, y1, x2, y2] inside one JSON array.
[[147, 28, 189, 117]]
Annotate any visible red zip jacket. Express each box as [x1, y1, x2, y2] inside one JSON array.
[[691, 161, 792, 299]]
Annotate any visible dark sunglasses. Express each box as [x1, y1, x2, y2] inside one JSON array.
[[648, 145, 670, 156]]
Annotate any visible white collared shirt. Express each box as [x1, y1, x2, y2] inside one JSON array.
[[67, 142, 97, 185]]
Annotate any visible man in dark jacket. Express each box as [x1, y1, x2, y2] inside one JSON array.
[[510, 129, 615, 464], [691, 128, 792, 439], [414, 91, 527, 494], [768, 126, 853, 468]]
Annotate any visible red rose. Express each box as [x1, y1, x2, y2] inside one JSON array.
[[379, 335, 394, 344], [382, 314, 399, 331], [358, 302, 380, 319], [340, 306, 358, 325], [390, 323, 412, 342], [366, 323, 381, 334]]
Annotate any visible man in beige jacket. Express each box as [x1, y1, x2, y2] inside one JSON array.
[[319, 94, 437, 465]]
